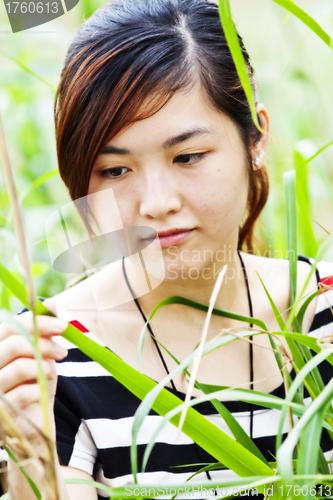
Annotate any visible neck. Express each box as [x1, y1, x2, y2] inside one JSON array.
[[123, 235, 247, 314]]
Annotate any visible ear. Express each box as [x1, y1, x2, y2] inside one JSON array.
[[252, 103, 270, 171]]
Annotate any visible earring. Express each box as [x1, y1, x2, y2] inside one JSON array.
[[253, 150, 265, 169]]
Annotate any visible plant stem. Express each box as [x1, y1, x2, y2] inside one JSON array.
[[0, 113, 58, 499]]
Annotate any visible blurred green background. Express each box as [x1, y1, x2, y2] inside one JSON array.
[[0, 0, 332, 311]]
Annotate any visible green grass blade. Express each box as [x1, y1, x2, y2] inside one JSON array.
[[284, 170, 298, 309], [295, 150, 318, 258], [297, 343, 325, 392], [149, 335, 270, 465], [271, 0, 333, 49], [297, 407, 326, 497], [19, 169, 59, 203], [146, 296, 267, 333], [197, 382, 270, 466], [276, 348, 333, 452], [284, 332, 333, 365], [64, 478, 112, 494], [306, 139, 333, 164], [254, 274, 301, 398], [217, 0, 261, 130], [0, 49, 56, 90], [141, 387, 311, 476], [296, 289, 321, 329], [131, 330, 275, 489], [66, 330, 276, 493], [286, 232, 333, 329], [0, 264, 276, 495], [3, 446, 41, 500], [0, 261, 29, 306], [277, 377, 333, 485], [138, 294, 267, 370], [256, 272, 287, 331], [256, 266, 320, 401]]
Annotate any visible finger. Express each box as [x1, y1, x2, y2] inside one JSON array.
[[0, 335, 68, 370], [0, 313, 68, 342], [42, 298, 58, 317], [0, 383, 42, 412], [0, 358, 55, 394]]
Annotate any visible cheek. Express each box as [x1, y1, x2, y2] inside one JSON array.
[[188, 165, 249, 223]]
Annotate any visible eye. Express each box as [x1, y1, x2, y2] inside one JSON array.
[[174, 153, 206, 165], [99, 166, 130, 179]]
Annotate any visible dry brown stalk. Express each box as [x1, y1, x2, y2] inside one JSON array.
[[0, 395, 58, 499], [0, 114, 59, 499]]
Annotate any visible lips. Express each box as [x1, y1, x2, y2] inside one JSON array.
[[144, 228, 195, 247], [157, 228, 194, 237]]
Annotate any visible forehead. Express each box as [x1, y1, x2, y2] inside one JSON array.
[[107, 84, 232, 149]]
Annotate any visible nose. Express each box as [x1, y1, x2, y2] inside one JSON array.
[[139, 167, 182, 220]]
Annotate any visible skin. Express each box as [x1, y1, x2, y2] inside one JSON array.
[[0, 84, 318, 500]]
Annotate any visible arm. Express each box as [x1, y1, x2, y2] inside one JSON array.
[[8, 451, 98, 500], [60, 466, 98, 500]]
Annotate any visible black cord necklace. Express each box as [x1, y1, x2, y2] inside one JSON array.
[[121, 249, 255, 474]]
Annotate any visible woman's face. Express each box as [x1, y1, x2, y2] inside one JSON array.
[[88, 84, 250, 281]]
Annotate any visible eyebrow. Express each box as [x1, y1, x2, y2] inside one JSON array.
[[99, 127, 216, 156]]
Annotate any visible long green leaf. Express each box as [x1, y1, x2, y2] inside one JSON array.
[[146, 333, 269, 466], [197, 382, 269, 466], [277, 377, 333, 485], [197, 383, 333, 429], [0, 265, 277, 496], [0, 50, 56, 90], [0, 261, 29, 306], [3, 445, 41, 500], [296, 289, 322, 329], [19, 169, 59, 203], [256, 272, 287, 331], [257, 265, 320, 401], [138, 294, 267, 369], [295, 150, 318, 258], [306, 139, 333, 164], [297, 406, 326, 498], [64, 478, 113, 494], [141, 387, 313, 475], [138, 295, 267, 368], [276, 348, 333, 452], [271, 0, 333, 49], [284, 170, 298, 310], [286, 231, 333, 332], [217, 0, 261, 130]]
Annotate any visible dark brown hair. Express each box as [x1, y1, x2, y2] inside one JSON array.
[[54, 0, 269, 252]]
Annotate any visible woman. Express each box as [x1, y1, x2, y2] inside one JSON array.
[[1, 0, 333, 499]]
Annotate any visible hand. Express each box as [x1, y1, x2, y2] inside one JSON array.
[[0, 299, 68, 444]]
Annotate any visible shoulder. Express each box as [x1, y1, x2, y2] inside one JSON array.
[[241, 251, 317, 298], [240, 252, 323, 334], [49, 258, 135, 329], [47, 259, 142, 352]]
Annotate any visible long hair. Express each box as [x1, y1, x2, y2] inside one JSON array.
[[54, 0, 269, 252]]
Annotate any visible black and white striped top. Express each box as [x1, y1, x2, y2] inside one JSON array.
[[3, 257, 333, 499], [50, 257, 333, 499]]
